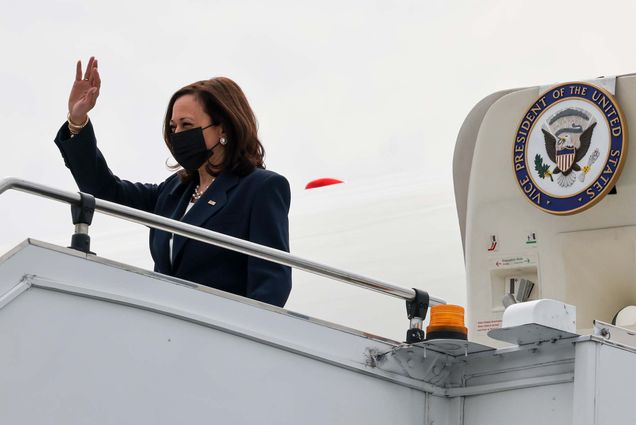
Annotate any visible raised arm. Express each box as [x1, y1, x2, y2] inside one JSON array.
[[54, 57, 161, 212]]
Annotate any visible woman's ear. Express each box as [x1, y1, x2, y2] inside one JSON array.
[[216, 124, 228, 146]]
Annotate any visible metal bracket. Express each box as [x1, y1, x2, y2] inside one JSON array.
[[405, 288, 430, 343], [488, 323, 579, 346], [593, 320, 636, 349], [69, 192, 96, 254]]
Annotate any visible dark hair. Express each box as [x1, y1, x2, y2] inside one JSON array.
[[163, 77, 265, 180]]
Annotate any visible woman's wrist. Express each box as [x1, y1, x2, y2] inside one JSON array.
[[67, 112, 89, 136]]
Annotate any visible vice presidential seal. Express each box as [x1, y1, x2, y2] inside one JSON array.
[[513, 82, 627, 215]]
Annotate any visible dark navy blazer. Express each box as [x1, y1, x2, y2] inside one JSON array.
[[54, 121, 292, 307]]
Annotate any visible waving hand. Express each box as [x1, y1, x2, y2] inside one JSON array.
[[68, 56, 101, 125]]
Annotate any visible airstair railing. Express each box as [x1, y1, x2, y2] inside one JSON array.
[[0, 177, 444, 342]]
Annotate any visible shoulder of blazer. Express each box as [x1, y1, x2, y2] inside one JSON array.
[[238, 169, 291, 212], [239, 168, 287, 187]]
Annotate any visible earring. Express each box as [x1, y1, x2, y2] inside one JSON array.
[[219, 137, 228, 146]]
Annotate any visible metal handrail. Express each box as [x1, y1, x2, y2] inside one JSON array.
[[0, 177, 445, 306]]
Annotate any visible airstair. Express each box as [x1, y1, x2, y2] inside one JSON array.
[[4, 74, 636, 424]]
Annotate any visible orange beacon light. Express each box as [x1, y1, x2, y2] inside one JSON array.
[[426, 305, 468, 340]]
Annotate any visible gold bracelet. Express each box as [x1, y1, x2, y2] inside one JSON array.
[[67, 112, 89, 134]]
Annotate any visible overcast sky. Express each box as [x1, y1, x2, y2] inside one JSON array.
[[2, 0, 636, 339]]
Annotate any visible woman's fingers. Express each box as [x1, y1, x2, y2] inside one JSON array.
[[88, 58, 99, 88], [83, 56, 95, 80], [89, 86, 98, 103], [84, 86, 99, 109], [75, 60, 82, 82], [90, 87, 99, 105], [93, 67, 101, 94]]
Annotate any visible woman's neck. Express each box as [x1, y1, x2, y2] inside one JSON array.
[[198, 171, 216, 189]]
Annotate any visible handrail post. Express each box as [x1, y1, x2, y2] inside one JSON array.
[[69, 192, 96, 254], [405, 288, 429, 343]]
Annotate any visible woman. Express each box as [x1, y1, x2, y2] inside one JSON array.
[[54, 57, 292, 307]]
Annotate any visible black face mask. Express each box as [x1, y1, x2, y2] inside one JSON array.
[[169, 125, 216, 171]]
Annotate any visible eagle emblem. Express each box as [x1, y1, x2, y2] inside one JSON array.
[[513, 81, 626, 215], [538, 107, 599, 187]]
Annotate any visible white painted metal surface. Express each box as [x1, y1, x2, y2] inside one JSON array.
[[0, 241, 428, 424], [455, 74, 636, 344], [2, 240, 636, 424]]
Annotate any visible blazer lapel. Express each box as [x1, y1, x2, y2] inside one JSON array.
[[169, 178, 196, 220], [152, 178, 195, 273], [171, 171, 240, 266]]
